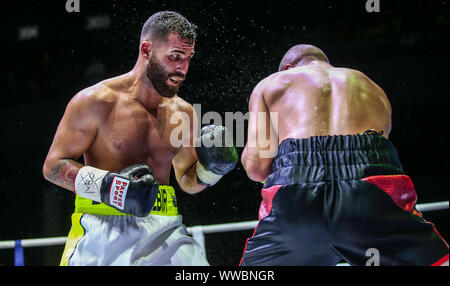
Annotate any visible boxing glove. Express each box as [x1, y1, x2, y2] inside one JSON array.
[[195, 125, 238, 186], [74, 164, 159, 217]]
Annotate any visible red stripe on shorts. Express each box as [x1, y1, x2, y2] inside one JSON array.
[[259, 185, 283, 220], [362, 175, 417, 213], [431, 254, 449, 266]]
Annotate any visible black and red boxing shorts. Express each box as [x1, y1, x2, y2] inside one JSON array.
[[240, 133, 449, 266]]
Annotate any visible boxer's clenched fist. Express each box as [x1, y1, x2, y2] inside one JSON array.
[[195, 125, 238, 186], [74, 164, 159, 217]]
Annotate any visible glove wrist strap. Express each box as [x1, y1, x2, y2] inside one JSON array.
[[195, 161, 223, 186], [74, 166, 108, 203]]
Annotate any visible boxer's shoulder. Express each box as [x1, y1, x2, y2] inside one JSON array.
[[72, 79, 120, 107], [257, 69, 309, 91], [66, 82, 117, 124], [169, 95, 195, 116], [171, 95, 192, 109], [328, 67, 366, 81], [250, 72, 293, 103], [329, 67, 387, 98]]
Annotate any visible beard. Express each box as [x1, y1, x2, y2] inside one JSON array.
[[146, 54, 183, 98]]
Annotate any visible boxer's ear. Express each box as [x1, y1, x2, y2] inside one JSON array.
[[283, 64, 294, 71], [140, 41, 152, 59]]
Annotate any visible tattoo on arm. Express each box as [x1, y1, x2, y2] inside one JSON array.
[[48, 160, 83, 191], [75, 170, 103, 195]]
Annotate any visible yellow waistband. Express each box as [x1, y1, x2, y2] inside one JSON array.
[[74, 185, 179, 216]]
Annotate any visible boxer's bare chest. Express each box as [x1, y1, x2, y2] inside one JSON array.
[[86, 98, 180, 182]]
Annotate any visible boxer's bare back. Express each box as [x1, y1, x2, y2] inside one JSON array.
[[260, 61, 392, 142], [243, 60, 392, 181]]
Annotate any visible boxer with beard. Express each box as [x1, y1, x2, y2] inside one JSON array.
[[43, 11, 237, 266]]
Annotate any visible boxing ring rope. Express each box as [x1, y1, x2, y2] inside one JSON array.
[[1, 201, 448, 266]]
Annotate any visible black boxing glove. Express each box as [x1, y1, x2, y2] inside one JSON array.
[[74, 164, 159, 217], [195, 125, 238, 186]]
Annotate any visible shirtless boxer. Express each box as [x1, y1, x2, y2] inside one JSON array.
[[240, 44, 449, 266], [42, 11, 237, 266]]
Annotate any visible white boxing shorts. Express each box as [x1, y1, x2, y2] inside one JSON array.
[[60, 185, 209, 266]]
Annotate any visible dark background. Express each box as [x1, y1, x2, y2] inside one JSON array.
[[0, 0, 448, 266]]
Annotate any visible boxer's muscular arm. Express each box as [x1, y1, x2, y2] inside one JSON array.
[[173, 146, 206, 195], [242, 81, 278, 182], [172, 105, 206, 195], [43, 91, 108, 192]]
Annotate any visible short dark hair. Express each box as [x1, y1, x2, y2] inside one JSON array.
[[278, 44, 329, 71], [140, 11, 197, 43]]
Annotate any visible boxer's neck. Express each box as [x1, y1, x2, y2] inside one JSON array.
[[127, 68, 167, 111]]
